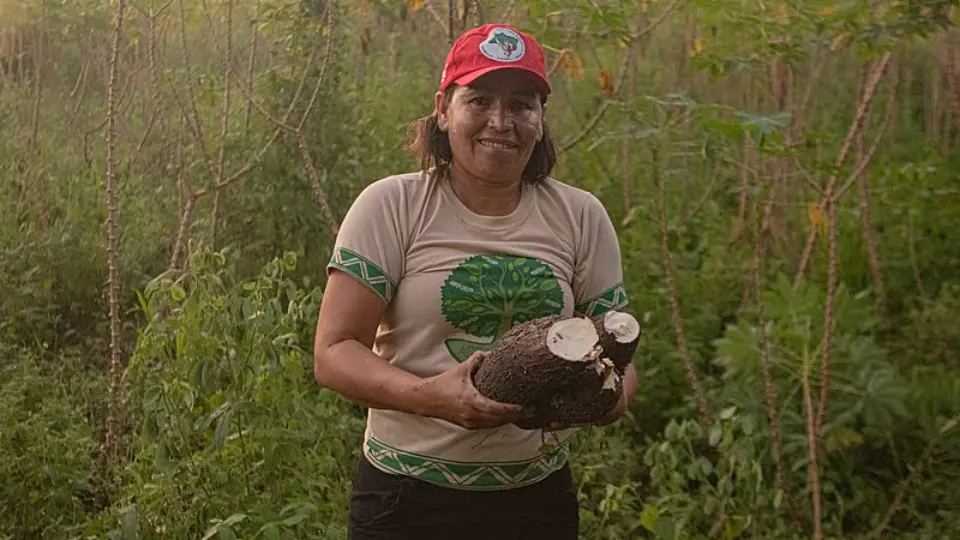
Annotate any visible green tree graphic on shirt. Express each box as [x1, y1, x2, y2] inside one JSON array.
[[441, 254, 564, 362]]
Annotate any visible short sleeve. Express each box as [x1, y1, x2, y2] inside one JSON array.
[[572, 193, 629, 319], [326, 178, 408, 305]]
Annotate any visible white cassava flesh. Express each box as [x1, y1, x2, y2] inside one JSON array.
[[602, 366, 621, 390], [546, 317, 601, 361], [594, 357, 614, 375], [604, 311, 642, 343]]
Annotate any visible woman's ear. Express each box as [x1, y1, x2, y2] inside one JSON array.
[[538, 102, 547, 140], [435, 90, 449, 131]]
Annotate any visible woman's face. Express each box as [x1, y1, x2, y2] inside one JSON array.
[[436, 69, 545, 184]]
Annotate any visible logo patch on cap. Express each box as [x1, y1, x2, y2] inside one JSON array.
[[478, 27, 525, 62]]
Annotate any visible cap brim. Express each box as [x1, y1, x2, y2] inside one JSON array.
[[453, 65, 551, 97]]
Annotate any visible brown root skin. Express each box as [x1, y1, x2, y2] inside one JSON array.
[[595, 311, 641, 371], [471, 312, 637, 430], [472, 315, 597, 405], [553, 375, 622, 426]]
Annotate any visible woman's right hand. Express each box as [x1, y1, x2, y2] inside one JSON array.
[[417, 351, 525, 430]]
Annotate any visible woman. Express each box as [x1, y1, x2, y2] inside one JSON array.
[[313, 23, 637, 540]]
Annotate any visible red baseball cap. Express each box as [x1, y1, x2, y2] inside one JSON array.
[[439, 24, 551, 98]]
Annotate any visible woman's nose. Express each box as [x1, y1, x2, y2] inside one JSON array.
[[486, 102, 513, 130]]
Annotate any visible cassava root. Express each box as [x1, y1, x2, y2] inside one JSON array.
[[471, 311, 641, 429]]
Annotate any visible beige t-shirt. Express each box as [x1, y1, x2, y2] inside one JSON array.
[[327, 171, 629, 491]]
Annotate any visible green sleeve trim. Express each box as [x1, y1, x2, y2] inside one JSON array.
[[328, 247, 397, 304], [575, 282, 628, 319]]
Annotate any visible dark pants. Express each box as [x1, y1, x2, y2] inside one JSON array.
[[347, 454, 580, 540]]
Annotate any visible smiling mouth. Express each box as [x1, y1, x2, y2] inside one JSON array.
[[477, 138, 520, 150]]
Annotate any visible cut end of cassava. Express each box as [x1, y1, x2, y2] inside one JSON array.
[[604, 311, 641, 344], [595, 311, 641, 371], [546, 317, 601, 361]]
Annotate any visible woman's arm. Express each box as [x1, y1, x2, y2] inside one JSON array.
[[313, 269, 523, 429], [312, 270, 425, 413]]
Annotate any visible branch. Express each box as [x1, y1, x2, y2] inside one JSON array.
[[793, 51, 892, 287], [210, 0, 235, 249], [244, 0, 262, 130], [422, 1, 449, 35], [498, 0, 517, 22], [297, 1, 335, 132], [297, 131, 340, 235], [169, 191, 195, 270], [558, 0, 681, 153], [907, 212, 927, 298], [866, 413, 959, 539], [652, 143, 712, 426], [802, 345, 823, 540], [175, 0, 215, 176], [103, 0, 126, 476], [834, 94, 892, 200], [558, 43, 634, 152], [809, 57, 896, 517], [192, 1, 341, 237], [546, 49, 568, 79], [939, 22, 960, 127], [675, 167, 720, 229], [791, 41, 827, 140], [630, 0, 682, 43], [192, 44, 320, 199], [752, 188, 796, 522]]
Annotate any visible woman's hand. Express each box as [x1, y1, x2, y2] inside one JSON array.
[[416, 351, 525, 430]]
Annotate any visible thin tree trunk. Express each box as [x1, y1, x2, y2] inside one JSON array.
[[794, 52, 892, 286], [104, 0, 127, 475], [652, 143, 712, 426]]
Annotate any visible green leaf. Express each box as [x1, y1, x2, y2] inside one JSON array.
[[639, 504, 661, 533], [664, 420, 679, 441], [155, 442, 172, 475], [213, 411, 234, 449], [201, 514, 248, 540], [282, 513, 310, 527], [709, 423, 723, 446], [120, 504, 139, 540], [940, 416, 959, 435], [654, 515, 678, 540], [171, 284, 187, 301], [282, 251, 298, 271], [720, 405, 737, 420], [259, 523, 280, 540]]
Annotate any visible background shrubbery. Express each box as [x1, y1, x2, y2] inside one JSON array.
[[1, 0, 958, 538]]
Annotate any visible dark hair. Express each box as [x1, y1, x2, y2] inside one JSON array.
[[405, 86, 557, 185]]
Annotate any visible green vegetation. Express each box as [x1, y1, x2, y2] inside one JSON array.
[[1, 0, 959, 538]]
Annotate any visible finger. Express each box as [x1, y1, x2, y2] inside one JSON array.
[[461, 366, 523, 416], [463, 350, 488, 367], [459, 410, 513, 430], [471, 393, 524, 417]]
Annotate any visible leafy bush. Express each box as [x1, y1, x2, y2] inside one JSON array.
[[0, 349, 100, 539], [74, 251, 365, 539]]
